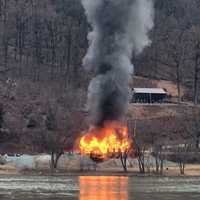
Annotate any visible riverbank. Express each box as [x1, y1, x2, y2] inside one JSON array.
[[1, 163, 200, 177], [0, 164, 18, 175]]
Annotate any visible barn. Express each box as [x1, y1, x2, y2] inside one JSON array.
[[131, 88, 167, 103]]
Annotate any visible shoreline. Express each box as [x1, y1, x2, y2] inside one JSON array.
[[1, 161, 200, 177], [1, 168, 200, 177]]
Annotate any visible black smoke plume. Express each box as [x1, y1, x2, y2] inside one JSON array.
[[81, 0, 154, 126]]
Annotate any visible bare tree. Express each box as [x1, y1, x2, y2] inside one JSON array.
[[128, 119, 150, 174], [120, 151, 128, 172], [190, 26, 200, 105], [183, 108, 200, 149], [175, 145, 190, 175]]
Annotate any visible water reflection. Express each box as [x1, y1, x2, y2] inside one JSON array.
[[79, 176, 128, 200], [0, 175, 200, 200]]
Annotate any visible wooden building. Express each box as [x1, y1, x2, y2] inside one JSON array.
[[131, 88, 167, 103]]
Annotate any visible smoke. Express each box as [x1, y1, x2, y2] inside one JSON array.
[[81, 0, 154, 126]]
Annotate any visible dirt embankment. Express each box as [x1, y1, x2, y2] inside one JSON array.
[[0, 164, 18, 175], [127, 103, 199, 120]]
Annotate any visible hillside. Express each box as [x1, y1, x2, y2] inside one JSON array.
[[127, 103, 198, 120], [0, 0, 199, 103]]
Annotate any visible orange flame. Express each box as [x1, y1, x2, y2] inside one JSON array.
[[78, 122, 131, 161]]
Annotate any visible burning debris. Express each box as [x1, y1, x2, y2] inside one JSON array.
[[78, 0, 154, 161]]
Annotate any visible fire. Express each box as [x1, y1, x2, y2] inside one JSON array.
[[78, 122, 131, 161]]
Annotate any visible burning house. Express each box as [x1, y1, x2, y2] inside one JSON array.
[[77, 0, 154, 162]]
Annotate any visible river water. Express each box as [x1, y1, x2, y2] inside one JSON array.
[[0, 175, 200, 200]]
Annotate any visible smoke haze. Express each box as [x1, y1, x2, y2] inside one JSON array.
[[81, 0, 154, 126]]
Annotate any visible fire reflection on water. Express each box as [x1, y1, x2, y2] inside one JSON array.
[[79, 176, 128, 200]]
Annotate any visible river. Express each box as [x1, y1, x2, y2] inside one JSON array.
[[0, 175, 200, 200]]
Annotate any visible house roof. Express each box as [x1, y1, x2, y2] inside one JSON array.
[[133, 88, 167, 94]]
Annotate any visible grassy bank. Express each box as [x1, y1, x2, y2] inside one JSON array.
[[1, 164, 200, 177]]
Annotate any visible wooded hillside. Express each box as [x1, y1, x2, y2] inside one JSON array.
[[0, 0, 199, 103]]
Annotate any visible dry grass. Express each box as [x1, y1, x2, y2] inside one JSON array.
[[127, 103, 200, 120], [0, 161, 200, 176], [0, 164, 18, 175]]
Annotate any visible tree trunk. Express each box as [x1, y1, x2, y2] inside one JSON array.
[[178, 161, 185, 175], [32, 2, 42, 82], [50, 151, 63, 172], [196, 135, 200, 149], [160, 158, 164, 175], [137, 147, 145, 173], [120, 152, 128, 172], [155, 156, 159, 173], [48, 21, 56, 81], [54, 151, 63, 169], [154, 146, 164, 175], [65, 29, 72, 87], [50, 152, 55, 173], [2, 0, 8, 69], [194, 49, 199, 105], [0, 0, 2, 17], [138, 156, 145, 173], [176, 62, 181, 103]]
